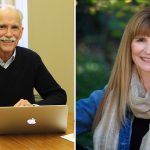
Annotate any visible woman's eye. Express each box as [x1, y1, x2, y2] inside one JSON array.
[[136, 38, 145, 42]]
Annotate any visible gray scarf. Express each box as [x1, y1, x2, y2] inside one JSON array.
[[93, 70, 150, 150]]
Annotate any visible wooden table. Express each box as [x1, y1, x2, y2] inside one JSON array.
[[0, 112, 74, 150]]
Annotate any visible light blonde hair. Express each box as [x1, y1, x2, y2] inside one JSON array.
[[93, 7, 150, 129]]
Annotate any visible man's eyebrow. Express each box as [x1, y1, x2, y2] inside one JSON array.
[[0, 24, 7, 27], [12, 24, 19, 26]]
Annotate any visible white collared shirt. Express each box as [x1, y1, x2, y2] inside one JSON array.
[[0, 49, 16, 69]]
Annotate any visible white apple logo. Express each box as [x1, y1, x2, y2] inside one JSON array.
[[27, 118, 36, 125]]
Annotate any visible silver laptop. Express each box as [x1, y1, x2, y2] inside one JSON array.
[[0, 105, 68, 134]]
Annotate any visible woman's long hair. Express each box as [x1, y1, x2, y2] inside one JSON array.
[[93, 7, 150, 129]]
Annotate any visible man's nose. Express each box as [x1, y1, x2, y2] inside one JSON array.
[[5, 28, 13, 37]]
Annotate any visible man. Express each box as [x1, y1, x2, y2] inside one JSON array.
[[0, 5, 67, 107]]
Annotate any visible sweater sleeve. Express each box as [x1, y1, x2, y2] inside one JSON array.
[[34, 55, 67, 105], [76, 90, 104, 135]]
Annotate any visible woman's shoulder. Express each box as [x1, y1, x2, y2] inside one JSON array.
[[76, 89, 105, 135], [77, 89, 105, 108]]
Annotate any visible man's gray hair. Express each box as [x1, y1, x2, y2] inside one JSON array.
[[0, 4, 23, 25]]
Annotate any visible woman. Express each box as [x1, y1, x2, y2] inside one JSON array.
[[76, 7, 150, 150]]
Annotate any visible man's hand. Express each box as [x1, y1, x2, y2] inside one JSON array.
[[14, 99, 33, 107]]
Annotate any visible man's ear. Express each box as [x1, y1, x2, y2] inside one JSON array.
[[19, 27, 24, 39]]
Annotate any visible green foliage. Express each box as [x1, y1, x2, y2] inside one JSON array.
[[77, 132, 93, 149], [76, 50, 110, 100], [77, 0, 150, 41], [76, 0, 150, 99]]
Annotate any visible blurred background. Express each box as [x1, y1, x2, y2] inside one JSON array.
[[76, 0, 150, 100], [76, 0, 150, 148]]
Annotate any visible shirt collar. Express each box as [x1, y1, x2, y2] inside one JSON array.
[[11, 49, 16, 61], [0, 49, 16, 69]]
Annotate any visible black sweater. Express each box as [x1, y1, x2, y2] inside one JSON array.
[[0, 46, 67, 106], [130, 117, 150, 150]]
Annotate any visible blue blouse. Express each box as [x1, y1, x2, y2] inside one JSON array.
[[76, 90, 134, 150]]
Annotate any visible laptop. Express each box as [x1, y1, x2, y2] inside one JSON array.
[[0, 105, 68, 134]]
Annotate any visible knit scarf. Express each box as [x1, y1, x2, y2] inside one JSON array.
[[93, 70, 150, 150]]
